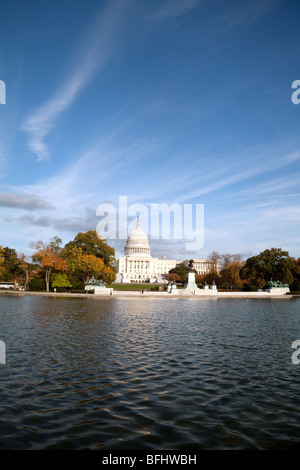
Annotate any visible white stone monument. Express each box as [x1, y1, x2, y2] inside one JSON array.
[[266, 281, 290, 295], [184, 272, 200, 293], [210, 281, 218, 291]]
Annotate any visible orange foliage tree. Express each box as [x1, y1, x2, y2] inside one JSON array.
[[0, 246, 4, 278], [166, 273, 180, 283], [62, 245, 115, 285], [31, 237, 68, 292]]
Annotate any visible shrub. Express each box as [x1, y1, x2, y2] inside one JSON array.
[[28, 278, 45, 291], [242, 284, 258, 292]]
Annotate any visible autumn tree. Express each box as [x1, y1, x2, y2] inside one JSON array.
[[31, 237, 68, 292], [207, 251, 221, 263], [100, 264, 116, 284], [202, 269, 221, 286], [62, 245, 115, 285], [220, 261, 244, 290], [166, 273, 180, 283], [0, 246, 4, 278], [80, 253, 107, 284], [194, 274, 204, 285], [212, 253, 244, 290]]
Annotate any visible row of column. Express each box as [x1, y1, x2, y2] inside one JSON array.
[[126, 247, 150, 255]]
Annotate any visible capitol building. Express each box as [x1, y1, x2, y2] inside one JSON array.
[[114, 217, 218, 283]]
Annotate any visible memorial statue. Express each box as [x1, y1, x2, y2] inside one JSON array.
[[267, 280, 289, 288], [167, 280, 177, 294], [85, 276, 106, 291]]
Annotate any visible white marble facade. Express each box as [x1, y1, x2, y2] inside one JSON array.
[[114, 217, 218, 284]]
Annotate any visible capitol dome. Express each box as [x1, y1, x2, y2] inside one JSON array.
[[124, 216, 151, 257]]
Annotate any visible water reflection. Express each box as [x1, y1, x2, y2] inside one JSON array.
[[0, 296, 300, 449]]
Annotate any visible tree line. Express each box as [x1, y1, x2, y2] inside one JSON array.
[[168, 248, 300, 292], [1, 239, 299, 293], [0, 231, 116, 292]]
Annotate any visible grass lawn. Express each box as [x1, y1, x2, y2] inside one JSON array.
[[106, 283, 184, 291], [106, 283, 166, 291]]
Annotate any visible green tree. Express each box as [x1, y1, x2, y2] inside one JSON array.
[[2, 247, 21, 288], [63, 231, 115, 267], [50, 272, 72, 290], [28, 278, 46, 292], [168, 265, 196, 284], [291, 257, 300, 291], [241, 248, 294, 287]]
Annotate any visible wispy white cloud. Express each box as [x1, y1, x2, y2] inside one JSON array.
[[21, 0, 130, 161], [217, 0, 278, 32], [148, 0, 200, 21], [0, 192, 53, 210], [254, 194, 300, 208], [204, 171, 300, 209], [176, 150, 300, 202]]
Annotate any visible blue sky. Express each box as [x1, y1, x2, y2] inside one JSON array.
[[0, 0, 300, 261]]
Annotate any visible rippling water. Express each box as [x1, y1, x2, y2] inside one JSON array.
[[1, 295, 300, 450]]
